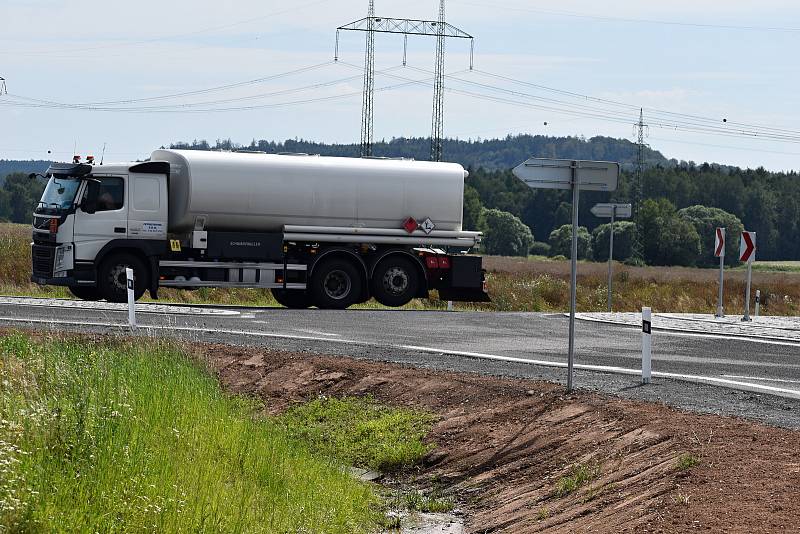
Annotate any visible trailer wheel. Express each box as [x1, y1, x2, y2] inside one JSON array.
[[371, 256, 420, 308], [68, 285, 102, 301], [310, 259, 362, 310], [271, 288, 312, 309], [98, 253, 148, 303]]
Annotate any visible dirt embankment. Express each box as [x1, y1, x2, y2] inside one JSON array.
[[197, 344, 800, 533]]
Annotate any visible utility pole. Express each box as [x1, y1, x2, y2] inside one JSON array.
[[632, 108, 648, 259], [360, 0, 376, 157], [336, 1, 473, 161], [430, 0, 446, 162]]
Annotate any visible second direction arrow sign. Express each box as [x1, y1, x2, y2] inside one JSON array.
[[740, 231, 756, 263], [590, 203, 632, 218]]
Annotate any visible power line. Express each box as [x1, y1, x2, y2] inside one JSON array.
[[451, 1, 800, 33], [6, 0, 330, 57]]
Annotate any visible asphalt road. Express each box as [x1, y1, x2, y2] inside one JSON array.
[[2, 296, 800, 428]]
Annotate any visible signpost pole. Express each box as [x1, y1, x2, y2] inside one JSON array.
[[743, 262, 753, 322], [567, 162, 579, 393], [607, 206, 615, 312], [716, 253, 725, 318]]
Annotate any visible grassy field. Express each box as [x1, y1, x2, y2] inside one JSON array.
[[5, 222, 800, 314], [0, 332, 434, 532]]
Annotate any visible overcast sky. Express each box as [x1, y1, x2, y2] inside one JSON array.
[[2, 0, 799, 170]]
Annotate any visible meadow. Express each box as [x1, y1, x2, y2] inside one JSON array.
[[0, 332, 435, 532], [4, 223, 800, 314]]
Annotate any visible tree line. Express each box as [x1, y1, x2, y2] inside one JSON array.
[[2, 135, 797, 264]]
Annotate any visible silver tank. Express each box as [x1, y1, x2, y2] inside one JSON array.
[[150, 149, 467, 234]]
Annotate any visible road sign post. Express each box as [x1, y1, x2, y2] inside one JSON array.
[[590, 203, 632, 312], [513, 158, 619, 393], [740, 231, 756, 322], [715, 227, 726, 318]]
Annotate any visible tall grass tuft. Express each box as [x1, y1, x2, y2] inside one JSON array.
[[0, 333, 380, 532]]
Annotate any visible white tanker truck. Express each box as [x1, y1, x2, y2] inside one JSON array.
[[30, 149, 489, 309]]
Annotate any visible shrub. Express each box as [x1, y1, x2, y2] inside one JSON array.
[[549, 224, 592, 260], [678, 205, 744, 266], [482, 208, 535, 257], [530, 241, 551, 257], [592, 221, 637, 262]]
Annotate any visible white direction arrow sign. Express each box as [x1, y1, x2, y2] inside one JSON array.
[[591, 203, 632, 218], [512, 158, 619, 192]]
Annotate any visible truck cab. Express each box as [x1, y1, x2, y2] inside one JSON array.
[[31, 161, 169, 301]]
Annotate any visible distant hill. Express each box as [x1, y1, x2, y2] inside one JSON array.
[[0, 160, 51, 185], [169, 134, 669, 171]]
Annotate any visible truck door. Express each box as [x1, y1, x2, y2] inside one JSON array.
[[127, 172, 167, 240], [72, 175, 128, 261]]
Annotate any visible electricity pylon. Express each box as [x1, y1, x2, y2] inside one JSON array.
[[336, 1, 474, 160]]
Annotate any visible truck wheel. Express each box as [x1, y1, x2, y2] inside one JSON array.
[[371, 256, 421, 308], [271, 288, 312, 309], [310, 259, 362, 310], [68, 285, 102, 301], [98, 253, 148, 303]]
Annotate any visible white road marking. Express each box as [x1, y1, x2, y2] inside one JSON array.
[[293, 328, 341, 337], [722, 375, 800, 385], [0, 315, 799, 400], [575, 313, 800, 347], [0, 296, 240, 316]]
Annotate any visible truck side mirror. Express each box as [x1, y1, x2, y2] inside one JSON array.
[[80, 199, 97, 214]]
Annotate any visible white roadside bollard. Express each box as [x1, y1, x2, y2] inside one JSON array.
[[641, 307, 652, 384], [126, 267, 136, 329], [755, 290, 761, 318]]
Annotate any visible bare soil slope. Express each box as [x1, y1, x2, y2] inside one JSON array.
[[198, 344, 800, 533]]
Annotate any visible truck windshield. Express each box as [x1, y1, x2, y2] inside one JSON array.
[[37, 177, 81, 213]]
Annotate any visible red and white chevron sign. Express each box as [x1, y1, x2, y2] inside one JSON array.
[[739, 231, 756, 263], [714, 228, 725, 258]]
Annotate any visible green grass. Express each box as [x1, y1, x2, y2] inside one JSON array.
[[279, 396, 435, 472], [0, 333, 387, 533], [556, 463, 601, 497], [676, 453, 700, 471], [403, 490, 455, 513], [10, 220, 800, 314]]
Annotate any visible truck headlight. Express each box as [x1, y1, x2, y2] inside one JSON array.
[[53, 244, 73, 274]]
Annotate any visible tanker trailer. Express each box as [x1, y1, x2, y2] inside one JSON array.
[[30, 149, 490, 309]]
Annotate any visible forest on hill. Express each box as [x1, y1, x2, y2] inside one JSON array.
[[2, 134, 798, 263]]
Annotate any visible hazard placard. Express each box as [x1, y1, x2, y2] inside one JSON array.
[[714, 228, 725, 258], [739, 231, 756, 263]]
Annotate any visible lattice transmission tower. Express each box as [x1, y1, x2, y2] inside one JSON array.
[[430, 0, 446, 161], [336, 1, 473, 160], [631, 108, 649, 259], [0, 77, 7, 95]]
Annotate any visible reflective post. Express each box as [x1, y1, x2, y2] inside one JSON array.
[[742, 262, 753, 322], [755, 289, 761, 318], [126, 267, 136, 329]]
